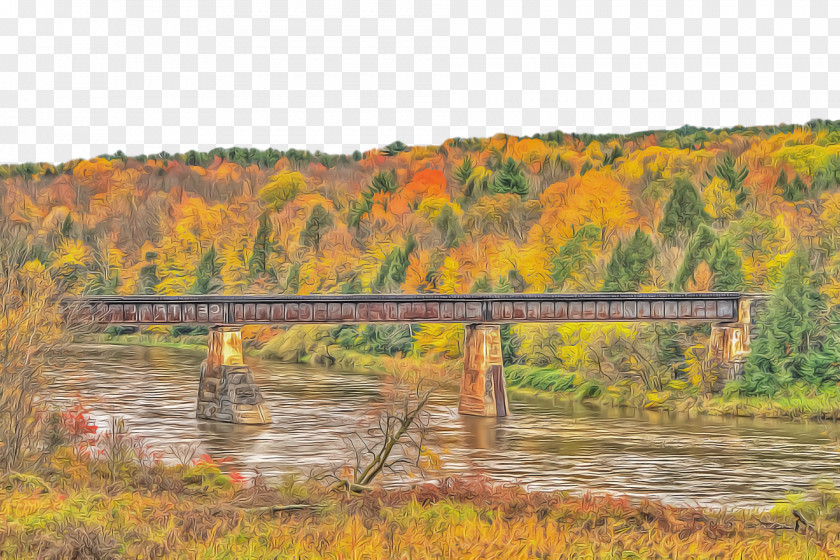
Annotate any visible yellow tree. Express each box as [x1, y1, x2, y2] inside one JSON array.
[[0, 252, 78, 470], [258, 170, 308, 211], [539, 170, 638, 249]]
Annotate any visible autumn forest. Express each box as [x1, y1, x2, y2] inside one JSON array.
[[6, 121, 840, 403]]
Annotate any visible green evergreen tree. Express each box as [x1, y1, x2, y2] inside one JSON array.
[[348, 171, 399, 227], [602, 145, 624, 166], [339, 275, 363, 294], [780, 174, 808, 202], [190, 245, 221, 294], [139, 251, 160, 295], [673, 225, 717, 290], [550, 224, 600, 290], [453, 157, 474, 186], [603, 228, 656, 292], [812, 155, 840, 192], [374, 236, 417, 292], [741, 252, 840, 395], [284, 262, 301, 294], [500, 324, 522, 366], [658, 178, 708, 243], [673, 226, 745, 291], [708, 236, 745, 291], [300, 204, 333, 252], [491, 158, 529, 197], [471, 275, 492, 294], [708, 153, 748, 205], [774, 169, 789, 198], [435, 204, 465, 248], [507, 268, 528, 293], [249, 212, 272, 276], [356, 324, 414, 356], [87, 269, 119, 295], [381, 141, 409, 156], [60, 213, 73, 238]]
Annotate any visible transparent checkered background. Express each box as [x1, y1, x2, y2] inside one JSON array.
[[1, 0, 838, 163]]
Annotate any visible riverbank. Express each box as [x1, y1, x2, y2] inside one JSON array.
[[78, 333, 210, 353], [3, 438, 840, 559], [505, 365, 840, 422], [81, 333, 840, 422], [79, 332, 462, 384]]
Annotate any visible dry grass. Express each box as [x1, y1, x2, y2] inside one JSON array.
[[2, 417, 840, 559]]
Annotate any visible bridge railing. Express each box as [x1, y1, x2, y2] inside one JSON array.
[[69, 293, 743, 325]]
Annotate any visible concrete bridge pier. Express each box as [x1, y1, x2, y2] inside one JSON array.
[[709, 298, 753, 380], [196, 326, 272, 425], [458, 324, 509, 417]]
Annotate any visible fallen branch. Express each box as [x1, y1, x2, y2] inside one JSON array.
[[793, 510, 814, 533], [244, 504, 324, 515], [757, 511, 814, 533], [759, 521, 794, 530], [332, 479, 374, 495]]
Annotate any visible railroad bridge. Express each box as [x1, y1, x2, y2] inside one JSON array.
[[73, 293, 754, 424]]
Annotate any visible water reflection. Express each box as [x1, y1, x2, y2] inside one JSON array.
[[47, 344, 840, 508], [460, 415, 505, 450]]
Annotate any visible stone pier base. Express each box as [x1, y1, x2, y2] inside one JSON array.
[[196, 326, 272, 425], [709, 298, 753, 379], [458, 324, 509, 417]]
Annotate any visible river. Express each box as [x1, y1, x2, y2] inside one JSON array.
[[48, 344, 840, 509]]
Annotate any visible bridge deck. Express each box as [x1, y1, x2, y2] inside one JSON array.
[[73, 293, 742, 325]]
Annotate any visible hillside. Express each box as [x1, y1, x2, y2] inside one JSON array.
[[5, 120, 840, 402]]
